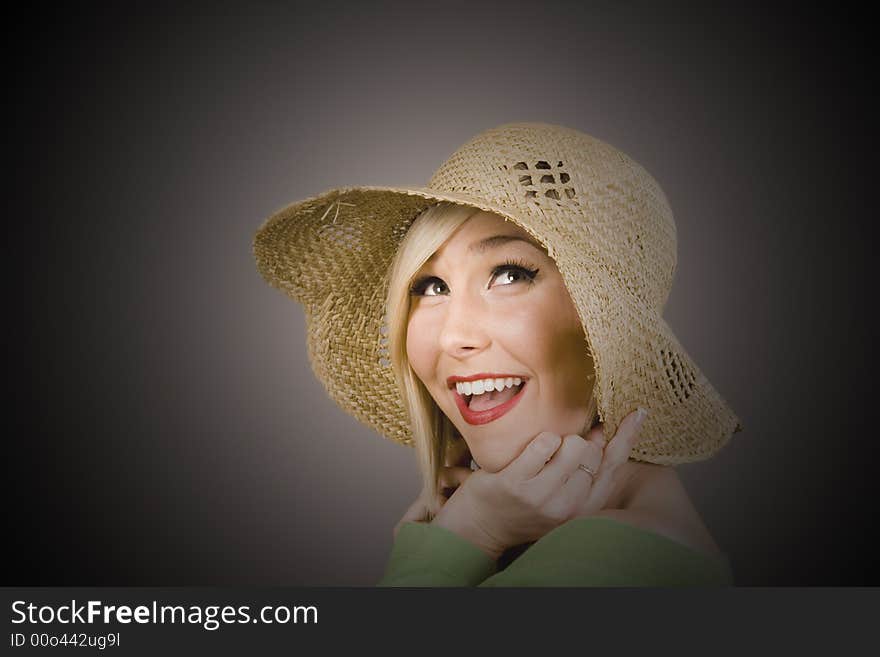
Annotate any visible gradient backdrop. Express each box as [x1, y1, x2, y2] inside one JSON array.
[[9, 2, 874, 585]]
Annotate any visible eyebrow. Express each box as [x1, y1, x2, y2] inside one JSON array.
[[468, 234, 546, 255]]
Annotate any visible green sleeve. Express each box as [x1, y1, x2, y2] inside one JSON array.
[[479, 517, 735, 587], [376, 521, 498, 587]]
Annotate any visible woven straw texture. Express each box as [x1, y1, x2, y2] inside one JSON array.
[[253, 122, 742, 464]]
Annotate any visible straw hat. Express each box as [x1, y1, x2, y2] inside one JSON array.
[[253, 122, 742, 464]]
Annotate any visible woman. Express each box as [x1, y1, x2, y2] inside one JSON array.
[[253, 122, 742, 586]]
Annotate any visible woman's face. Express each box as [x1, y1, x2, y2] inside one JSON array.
[[406, 211, 594, 473]]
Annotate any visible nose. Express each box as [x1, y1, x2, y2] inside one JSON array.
[[438, 288, 491, 357]]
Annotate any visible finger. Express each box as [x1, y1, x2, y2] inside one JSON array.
[[556, 453, 599, 514], [573, 425, 606, 478], [532, 434, 591, 493], [584, 409, 648, 512], [503, 432, 562, 481], [540, 436, 600, 512], [602, 408, 648, 470], [584, 422, 607, 449]]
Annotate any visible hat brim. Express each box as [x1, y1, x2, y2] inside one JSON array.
[[254, 185, 742, 464]]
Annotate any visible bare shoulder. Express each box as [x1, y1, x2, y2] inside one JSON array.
[[593, 462, 724, 558]]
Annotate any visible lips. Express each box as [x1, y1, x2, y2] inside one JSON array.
[[452, 380, 528, 425]]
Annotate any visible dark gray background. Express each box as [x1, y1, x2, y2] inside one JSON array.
[[9, 2, 874, 585]]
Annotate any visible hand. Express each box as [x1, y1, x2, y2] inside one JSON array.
[[430, 408, 649, 559], [570, 409, 650, 517], [392, 453, 470, 540]]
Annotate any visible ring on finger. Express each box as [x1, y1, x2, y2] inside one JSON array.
[[577, 463, 598, 477]]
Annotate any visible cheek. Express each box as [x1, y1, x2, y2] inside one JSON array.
[[506, 289, 569, 352], [528, 294, 592, 399]]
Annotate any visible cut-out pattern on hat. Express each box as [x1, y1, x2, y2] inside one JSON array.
[[627, 232, 645, 252], [316, 221, 363, 252], [378, 314, 391, 369], [390, 215, 417, 242], [661, 349, 697, 403], [512, 160, 577, 205], [315, 201, 366, 252]]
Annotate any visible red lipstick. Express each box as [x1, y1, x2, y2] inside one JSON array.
[[452, 380, 528, 426]]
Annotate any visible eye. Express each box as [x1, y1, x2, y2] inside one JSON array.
[[410, 277, 448, 297], [489, 261, 540, 288]]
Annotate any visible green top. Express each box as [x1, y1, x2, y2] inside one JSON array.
[[378, 516, 734, 587]]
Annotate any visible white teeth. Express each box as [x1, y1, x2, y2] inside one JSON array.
[[456, 377, 525, 397]]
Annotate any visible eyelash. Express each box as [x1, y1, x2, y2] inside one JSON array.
[[409, 258, 540, 297]]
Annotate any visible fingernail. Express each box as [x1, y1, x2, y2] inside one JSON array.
[[539, 433, 560, 450], [635, 407, 648, 424]]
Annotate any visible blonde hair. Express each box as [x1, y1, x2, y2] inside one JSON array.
[[385, 202, 598, 518]]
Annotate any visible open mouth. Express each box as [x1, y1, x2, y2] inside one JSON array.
[[452, 378, 529, 425], [463, 381, 526, 411]]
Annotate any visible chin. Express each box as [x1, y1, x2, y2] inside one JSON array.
[[467, 439, 528, 474], [473, 458, 505, 474], [465, 416, 588, 473]]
